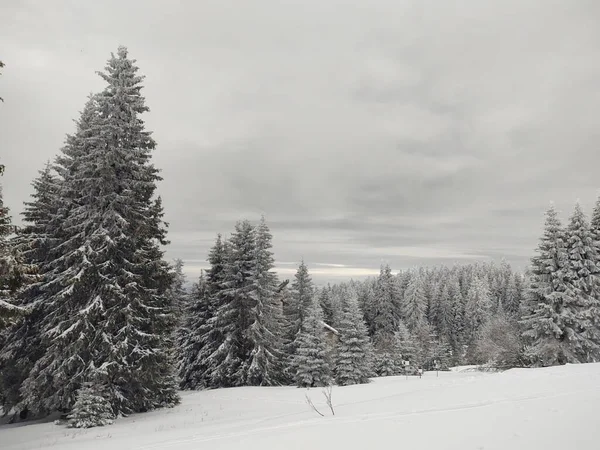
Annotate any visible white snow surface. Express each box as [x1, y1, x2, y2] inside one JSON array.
[[2, 363, 599, 450]]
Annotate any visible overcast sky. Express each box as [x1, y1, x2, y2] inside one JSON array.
[[1, 0, 600, 284]]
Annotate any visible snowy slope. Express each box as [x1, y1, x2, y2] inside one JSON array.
[[2, 363, 599, 450]]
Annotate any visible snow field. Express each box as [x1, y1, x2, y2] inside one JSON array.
[[2, 363, 599, 450]]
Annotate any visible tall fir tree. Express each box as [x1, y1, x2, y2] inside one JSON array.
[[284, 259, 314, 357], [210, 220, 256, 387], [335, 290, 372, 386], [168, 258, 188, 329], [0, 169, 27, 327], [372, 264, 398, 340], [178, 235, 229, 389], [590, 195, 600, 257], [394, 319, 417, 369], [178, 271, 211, 389], [402, 274, 427, 331], [21, 47, 179, 416], [447, 275, 465, 362], [505, 272, 523, 316], [246, 217, 285, 386], [562, 202, 600, 362], [520, 205, 573, 366], [0, 164, 59, 412], [319, 284, 339, 326], [465, 276, 492, 346], [291, 298, 332, 387]]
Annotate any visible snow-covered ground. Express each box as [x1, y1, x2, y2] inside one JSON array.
[[2, 363, 599, 450]]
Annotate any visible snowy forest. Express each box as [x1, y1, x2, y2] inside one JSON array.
[[1, 48, 600, 429]]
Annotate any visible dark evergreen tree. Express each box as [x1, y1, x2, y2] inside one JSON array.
[[402, 274, 427, 331], [393, 320, 416, 366], [67, 382, 114, 428], [505, 272, 523, 316], [465, 276, 492, 344], [284, 259, 314, 358], [21, 47, 179, 416], [291, 299, 332, 387], [0, 164, 59, 412], [521, 205, 573, 366], [335, 291, 372, 386], [247, 217, 285, 386], [178, 235, 229, 389], [0, 167, 29, 328], [372, 264, 398, 339], [563, 202, 600, 362], [318, 284, 336, 325], [169, 258, 188, 328], [210, 220, 256, 387], [177, 271, 211, 389]]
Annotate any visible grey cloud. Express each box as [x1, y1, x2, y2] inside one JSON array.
[[1, 0, 600, 283]]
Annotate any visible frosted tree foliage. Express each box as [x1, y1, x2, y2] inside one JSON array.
[[563, 203, 600, 362], [169, 259, 188, 328], [178, 234, 230, 390], [208, 219, 285, 387], [403, 274, 427, 330], [0, 164, 59, 411], [521, 205, 574, 366], [0, 171, 27, 327], [284, 260, 314, 352], [209, 220, 256, 387], [465, 277, 493, 342], [335, 291, 372, 386], [177, 271, 211, 390], [371, 264, 398, 339], [21, 47, 179, 416], [67, 382, 114, 429], [291, 299, 332, 388], [247, 217, 285, 386]]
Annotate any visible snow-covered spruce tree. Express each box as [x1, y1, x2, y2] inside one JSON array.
[[21, 47, 179, 416], [563, 202, 600, 362], [18, 97, 101, 414], [210, 220, 256, 387], [431, 283, 452, 341], [464, 277, 493, 345], [68, 382, 114, 428], [335, 290, 372, 386], [292, 298, 332, 387], [169, 258, 188, 329], [394, 320, 417, 370], [590, 195, 600, 258], [372, 332, 403, 377], [0, 163, 59, 412], [371, 266, 404, 377], [247, 217, 285, 386], [520, 205, 573, 366], [177, 271, 211, 389], [356, 278, 377, 333], [402, 274, 427, 331], [178, 234, 229, 389], [505, 272, 523, 317], [0, 168, 30, 328], [372, 264, 398, 339], [318, 284, 336, 326], [284, 259, 315, 359]]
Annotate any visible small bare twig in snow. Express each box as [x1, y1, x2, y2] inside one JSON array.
[[305, 391, 324, 417], [323, 385, 335, 416]]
